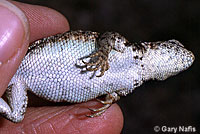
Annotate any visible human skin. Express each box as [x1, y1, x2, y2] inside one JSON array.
[[0, 1, 123, 134]]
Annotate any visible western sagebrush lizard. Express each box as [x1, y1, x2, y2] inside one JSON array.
[[0, 30, 195, 122]]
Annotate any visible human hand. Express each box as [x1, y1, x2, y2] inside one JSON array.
[[0, 1, 123, 133]]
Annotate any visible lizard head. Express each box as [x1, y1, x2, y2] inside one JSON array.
[[141, 39, 195, 80]]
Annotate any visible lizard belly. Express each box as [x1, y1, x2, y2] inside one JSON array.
[[13, 39, 135, 103]]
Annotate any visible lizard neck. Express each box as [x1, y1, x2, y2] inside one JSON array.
[[131, 44, 154, 81]]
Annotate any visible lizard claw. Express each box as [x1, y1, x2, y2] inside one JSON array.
[[86, 109, 107, 118], [86, 92, 120, 118], [82, 51, 109, 77]]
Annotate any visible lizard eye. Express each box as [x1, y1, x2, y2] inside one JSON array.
[[168, 39, 184, 47]]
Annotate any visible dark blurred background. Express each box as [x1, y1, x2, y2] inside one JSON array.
[[15, 0, 200, 133]]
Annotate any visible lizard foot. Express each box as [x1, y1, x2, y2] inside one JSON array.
[[81, 32, 129, 77], [86, 92, 120, 118], [82, 51, 110, 77]]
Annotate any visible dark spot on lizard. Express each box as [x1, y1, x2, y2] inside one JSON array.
[[132, 46, 137, 51], [149, 42, 159, 49], [167, 45, 172, 49], [134, 83, 139, 87], [133, 55, 139, 59]]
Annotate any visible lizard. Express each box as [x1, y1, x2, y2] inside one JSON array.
[[0, 30, 195, 123]]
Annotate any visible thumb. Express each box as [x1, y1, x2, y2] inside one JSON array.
[[0, 0, 29, 96]]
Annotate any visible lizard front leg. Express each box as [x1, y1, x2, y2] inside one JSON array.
[[0, 79, 28, 123], [82, 32, 130, 77]]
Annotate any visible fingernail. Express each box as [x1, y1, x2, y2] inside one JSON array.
[[0, 0, 29, 65]]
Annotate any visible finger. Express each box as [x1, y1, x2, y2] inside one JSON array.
[[12, 1, 70, 42], [0, 0, 29, 96], [0, 103, 123, 134], [0, 2, 124, 133], [0, 1, 69, 96]]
